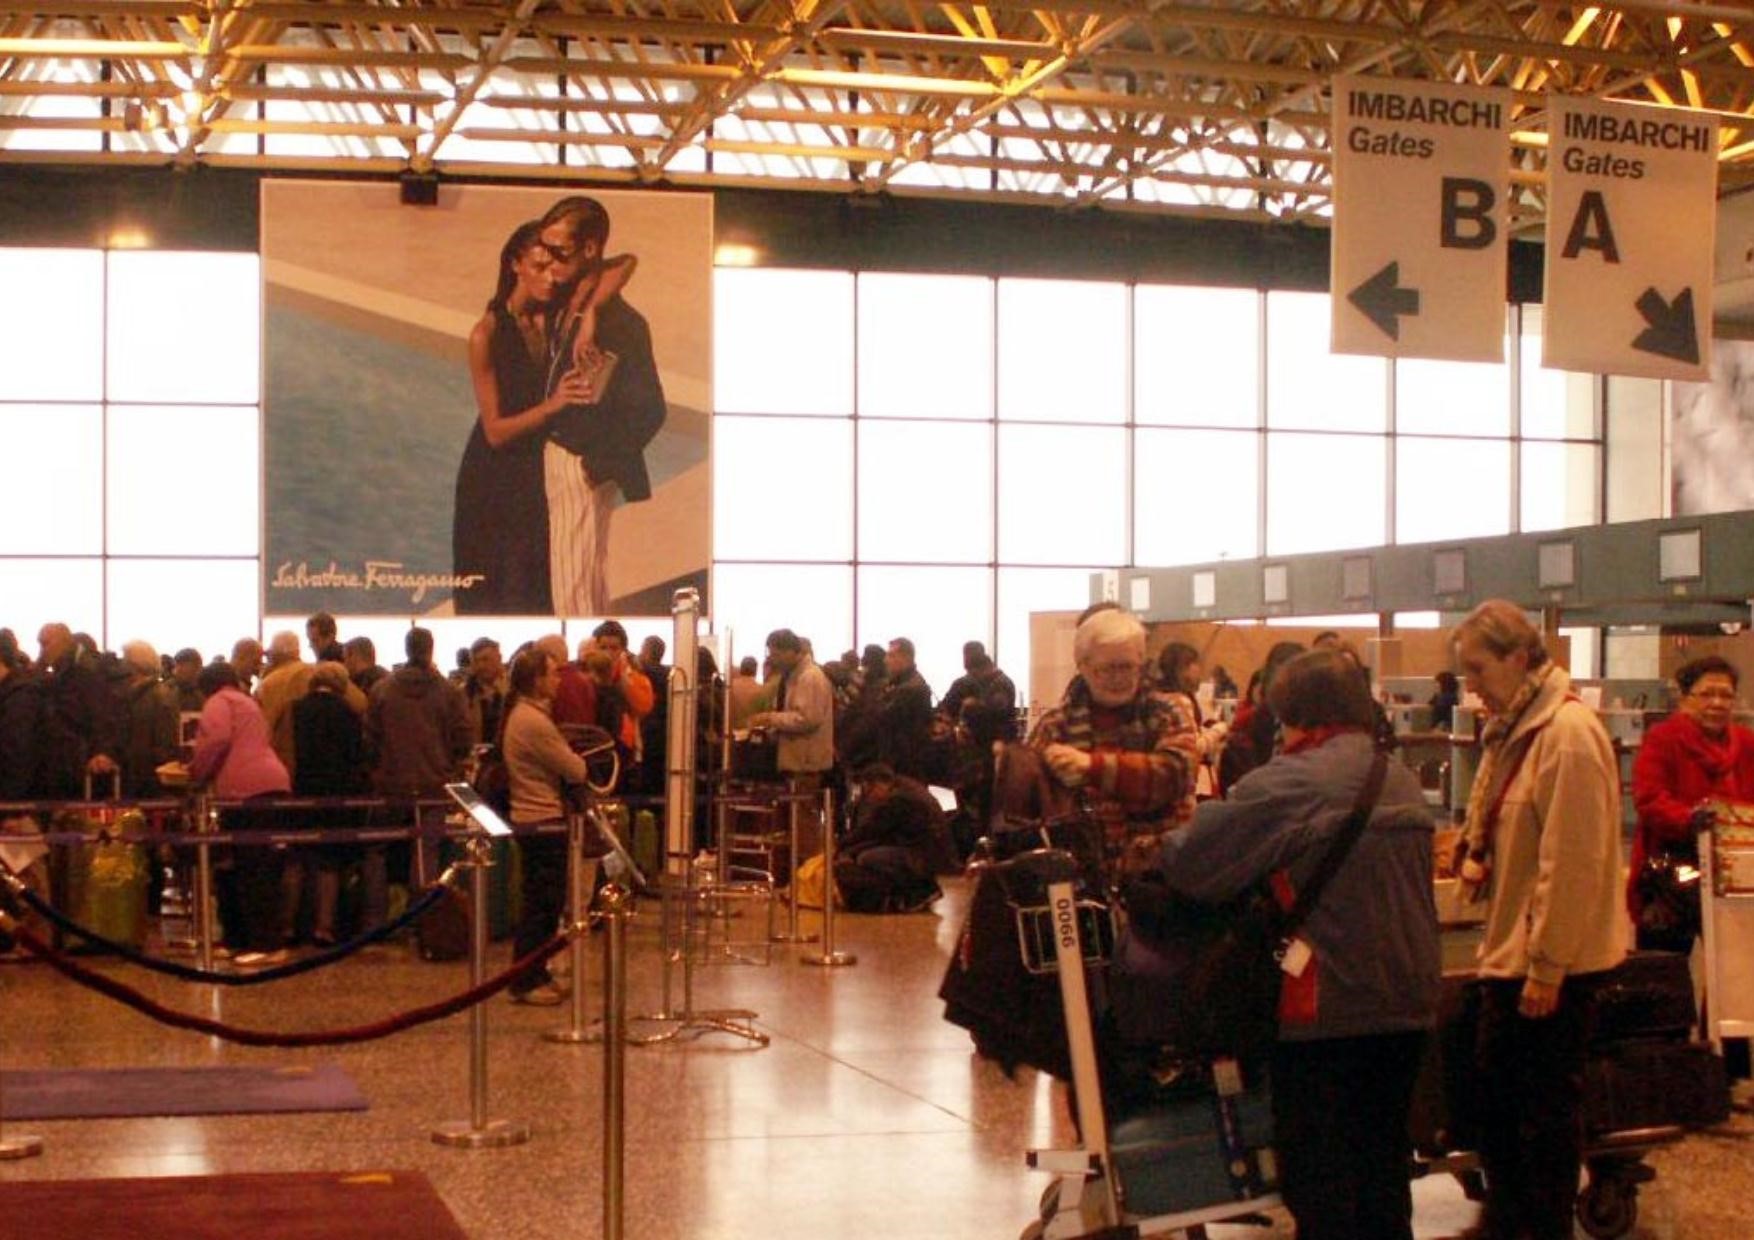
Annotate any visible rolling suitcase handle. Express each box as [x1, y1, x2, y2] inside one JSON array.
[[83, 768, 122, 804]]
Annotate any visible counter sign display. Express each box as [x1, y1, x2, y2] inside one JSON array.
[[1543, 97, 1718, 381], [1331, 75, 1511, 363]]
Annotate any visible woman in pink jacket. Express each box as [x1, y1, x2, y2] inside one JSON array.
[[190, 661, 291, 960]]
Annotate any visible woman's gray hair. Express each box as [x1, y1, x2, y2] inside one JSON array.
[[1074, 609, 1146, 666], [1453, 599, 1548, 669]]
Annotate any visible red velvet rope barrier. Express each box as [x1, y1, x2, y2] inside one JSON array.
[[6, 920, 575, 1048]]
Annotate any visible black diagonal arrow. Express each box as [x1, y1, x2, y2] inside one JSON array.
[[1631, 286, 1700, 365], [1347, 261, 1421, 341]]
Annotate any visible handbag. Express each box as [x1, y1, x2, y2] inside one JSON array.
[[1634, 846, 1701, 953], [1109, 751, 1390, 1061], [472, 744, 512, 816]]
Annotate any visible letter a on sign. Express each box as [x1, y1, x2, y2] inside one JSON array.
[[1331, 75, 1510, 362], [1543, 97, 1717, 380]]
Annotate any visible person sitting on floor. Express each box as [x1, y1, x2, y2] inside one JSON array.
[[834, 763, 943, 914]]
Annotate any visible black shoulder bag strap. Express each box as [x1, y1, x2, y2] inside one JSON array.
[[1279, 750, 1391, 943]]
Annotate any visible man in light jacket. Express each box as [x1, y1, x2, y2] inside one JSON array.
[[753, 629, 834, 776], [752, 629, 834, 860], [1453, 599, 1627, 1240]]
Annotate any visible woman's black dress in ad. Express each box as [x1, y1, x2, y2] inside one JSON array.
[[453, 311, 553, 615]]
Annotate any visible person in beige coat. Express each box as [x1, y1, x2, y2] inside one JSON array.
[[502, 647, 591, 1006], [750, 628, 834, 862], [751, 629, 834, 776], [1452, 600, 1628, 1240]]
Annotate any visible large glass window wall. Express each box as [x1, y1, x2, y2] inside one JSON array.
[[713, 274, 1606, 702], [0, 248, 1609, 705], [0, 248, 262, 666]]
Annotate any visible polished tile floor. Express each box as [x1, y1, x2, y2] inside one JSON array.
[[1, 879, 1748, 1239]]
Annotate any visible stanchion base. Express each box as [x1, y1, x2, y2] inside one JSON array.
[[769, 931, 820, 944], [0, 1134, 44, 1160], [430, 1119, 532, 1149], [802, 951, 858, 968], [633, 1009, 770, 1047], [544, 1027, 597, 1044]]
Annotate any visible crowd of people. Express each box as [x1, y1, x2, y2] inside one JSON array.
[[0, 613, 1030, 978], [4, 595, 1745, 1238], [0, 613, 674, 972]]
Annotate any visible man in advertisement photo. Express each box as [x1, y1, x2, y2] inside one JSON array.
[[537, 196, 668, 616]]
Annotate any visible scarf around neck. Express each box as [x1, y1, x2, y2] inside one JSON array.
[[1465, 664, 1559, 854]]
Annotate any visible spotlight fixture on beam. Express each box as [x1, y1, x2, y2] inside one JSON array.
[[399, 170, 439, 206]]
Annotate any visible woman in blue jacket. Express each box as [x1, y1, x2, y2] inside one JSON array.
[[1160, 649, 1441, 1240]]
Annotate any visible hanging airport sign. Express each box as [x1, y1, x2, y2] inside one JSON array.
[[1331, 75, 1511, 363], [1543, 97, 1718, 381]]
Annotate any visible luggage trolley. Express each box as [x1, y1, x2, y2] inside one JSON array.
[[1012, 850, 1281, 1240], [1407, 951, 1726, 1240]]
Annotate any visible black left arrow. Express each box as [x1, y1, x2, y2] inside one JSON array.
[[1348, 261, 1421, 341], [1631, 286, 1699, 365]]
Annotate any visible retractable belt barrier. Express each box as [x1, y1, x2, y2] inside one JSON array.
[[0, 794, 663, 849], [0, 794, 667, 817]]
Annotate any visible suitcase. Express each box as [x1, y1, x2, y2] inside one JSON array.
[[416, 886, 473, 962], [1407, 972, 1483, 1156], [1109, 1073, 1277, 1217], [731, 733, 780, 782], [53, 773, 151, 953], [1591, 951, 1697, 1044], [437, 836, 515, 942], [1584, 1040, 1729, 1134]]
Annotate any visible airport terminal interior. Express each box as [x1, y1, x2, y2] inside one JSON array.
[[5, 2, 1754, 1237]]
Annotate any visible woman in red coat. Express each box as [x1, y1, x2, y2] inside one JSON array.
[[1629, 655, 1754, 944]]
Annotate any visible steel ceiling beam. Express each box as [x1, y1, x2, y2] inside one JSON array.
[[0, 0, 1745, 225]]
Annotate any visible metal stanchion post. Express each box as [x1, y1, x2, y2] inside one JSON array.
[[601, 882, 630, 1240], [546, 812, 592, 1044], [194, 792, 216, 972], [771, 784, 818, 944], [433, 834, 531, 1149], [412, 798, 430, 890], [803, 786, 855, 968], [623, 591, 767, 1048]]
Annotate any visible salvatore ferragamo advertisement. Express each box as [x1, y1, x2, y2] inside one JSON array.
[[262, 181, 712, 617]]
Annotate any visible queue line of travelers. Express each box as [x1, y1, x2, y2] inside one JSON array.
[[5, 598, 1744, 1239]]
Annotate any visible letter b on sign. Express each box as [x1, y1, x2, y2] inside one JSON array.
[[1441, 177, 1496, 250]]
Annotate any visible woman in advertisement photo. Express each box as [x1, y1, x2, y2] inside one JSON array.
[[452, 218, 638, 615]]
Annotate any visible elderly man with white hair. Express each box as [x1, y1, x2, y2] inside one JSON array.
[[118, 639, 180, 797], [1028, 608, 1199, 876]]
